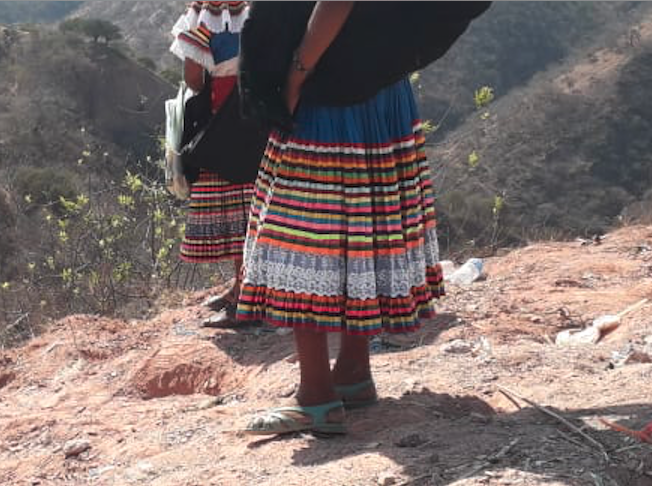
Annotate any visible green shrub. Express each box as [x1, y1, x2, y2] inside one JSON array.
[[60, 18, 122, 45], [13, 167, 78, 213]]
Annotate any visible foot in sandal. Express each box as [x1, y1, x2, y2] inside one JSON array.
[[244, 399, 346, 436], [335, 379, 378, 410]]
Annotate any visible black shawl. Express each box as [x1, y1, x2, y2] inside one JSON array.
[[239, 1, 492, 130]]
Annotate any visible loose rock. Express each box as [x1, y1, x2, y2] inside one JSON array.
[[377, 472, 397, 486], [63, 439, 91, 458], [395, 433, 427, 448], [441, 339, 473, 354]]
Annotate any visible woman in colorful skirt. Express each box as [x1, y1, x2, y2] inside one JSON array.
[[171, 1, 253, 325], [238, 2, 445, 435]]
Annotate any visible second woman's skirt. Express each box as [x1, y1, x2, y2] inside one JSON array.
[[237, 79, 444, 334], [180, 170, 254, 263]]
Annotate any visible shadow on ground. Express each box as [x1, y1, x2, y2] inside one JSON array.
[[208, 312, 466, 367], [247, 388, 652, 486]]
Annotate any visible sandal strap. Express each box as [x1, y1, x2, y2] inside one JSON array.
[[245, 400, 345, 435], [334, 380, 375, 396], [272, 400, 344, 423]]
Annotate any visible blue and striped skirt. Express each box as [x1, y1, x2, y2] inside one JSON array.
[[237, 78, 444, 334]]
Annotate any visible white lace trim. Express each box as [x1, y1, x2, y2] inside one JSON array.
[[171, 9, 199, 39], [171, 4, 248, 38], [266, 137, 418, 158], [199, 7, 249, 34], [243, 227, 440, 299], [169, 39, 215, 71]]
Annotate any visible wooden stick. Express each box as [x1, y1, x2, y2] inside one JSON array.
[[498, 388, 523, 410], [497, 385, 608, 458], [616, 298, 648, 319]]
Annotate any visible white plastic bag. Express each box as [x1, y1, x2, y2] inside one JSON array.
[[164, 82, 192, 200]]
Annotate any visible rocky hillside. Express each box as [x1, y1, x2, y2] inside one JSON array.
[[0, 25, 174, 280], [430, 9, 652, 252], [68, 1, 652, 252], [0, 2, 80, 24], [0, 25, 172, 166], [418, 1, 652, 136], [72, 1, 179, 71], [1, 225, 651, 485], [72, 2, 652, 132]]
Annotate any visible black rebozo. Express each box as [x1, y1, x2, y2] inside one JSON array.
[[239, 1, 492, 131]]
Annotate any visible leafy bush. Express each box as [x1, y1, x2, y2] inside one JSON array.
[[1, 148, 186, 347], [60, 18, 122, 45], [13, 167, 78, 213]]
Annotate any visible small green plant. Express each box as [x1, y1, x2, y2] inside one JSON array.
[[1, 144, 186, 347], [468, 150, 480, 169], [474, 86, 495, 109], [14, 167, 78, 213]]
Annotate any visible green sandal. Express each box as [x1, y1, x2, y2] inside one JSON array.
[[244, 400, 346, 436], [335, 380, 378, 410]]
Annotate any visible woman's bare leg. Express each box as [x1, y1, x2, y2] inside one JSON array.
[[294, 328, 339, 406], [332, 333, 372, 386]]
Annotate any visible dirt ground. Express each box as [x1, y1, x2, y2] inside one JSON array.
[[1, 225, 651, 486]]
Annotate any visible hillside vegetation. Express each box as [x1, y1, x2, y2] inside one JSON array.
[[430, 14, 652, 252], [2, 3, 652, 344], [419, 2, 652, 137], [73, 1, 652, 134], [0, 26, 176, 343]]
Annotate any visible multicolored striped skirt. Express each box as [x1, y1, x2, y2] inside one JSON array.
[[237, 79, 444, 335], [180, 170, 254, 263]]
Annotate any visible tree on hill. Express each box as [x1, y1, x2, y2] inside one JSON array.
[[60, 18, 122, 45]]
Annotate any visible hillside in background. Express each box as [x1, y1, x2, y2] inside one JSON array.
[[0, 1, 80, 24], [72, 1, 180, 74], [419, 1, 652, 137], [430, 10, 652, 253], [71, 2, 652, 134], [0, 24, 172, 171], [0, 25, 175, 305]]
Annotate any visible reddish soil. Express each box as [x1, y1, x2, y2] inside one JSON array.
[[1, 226, 651, 486]]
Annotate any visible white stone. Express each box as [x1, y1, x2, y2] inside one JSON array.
[[441, 339, 473, 354], [63, 439, 91, 458]]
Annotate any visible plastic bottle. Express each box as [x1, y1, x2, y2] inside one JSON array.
[[448, 258, 484, 285], [438, 260, 456, 280]]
